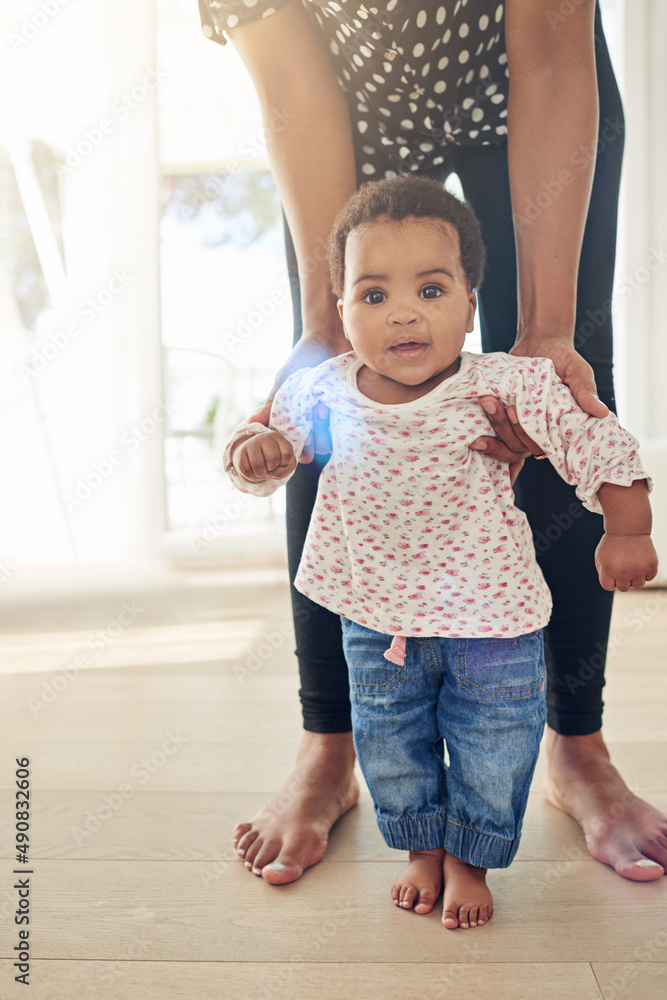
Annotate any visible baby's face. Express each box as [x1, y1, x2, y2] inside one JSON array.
[[337, 215, 476, 390]]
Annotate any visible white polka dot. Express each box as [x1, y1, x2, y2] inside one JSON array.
[[385, 169, 398, 178], [462, 97, 474, 110], [362, 163, 376, 174], [475, 42, 484, 56], [459, 23, 469, 38], [498, 52, 508, 64], [261, 7, 275, 15], [329, 40, 339, 56], [336, 30, 345, 44], [433, 156, 444, 165], [421, 62, 431, 76], [438, 55, 449, 70], [479, 14, 489, 30], [400, 119, 415, 129], [381, 137, 394, 145], [380, 105, 393, 114], [353, 54, 364, 67], [360, 46, 372, 58], [433, 80, 446, 93], [465, 68, 474, 83], [436, 7, 446, 25], [496, 124, 508, 135], [386, 0, 398, 10], [410, 163, 420, 171], [413, 42, 425, 58], [499, 108, 508, 118], [242, 0, 257, 6], [485, 84, 498, 96], [469, 130, 479, 139], [431, 37, 441, 51], [479, 64, 489, 78], [341, 23, 351, 36], [357, 120, 368, 133], [373, 74, 385, 84], [343, 69, 351, 80], [362, 144, 375, 154], [471, 107, 484, 122], [491, 93, 505, 103], [443, 29, 451, 43], [383, 62, 393, 73], [420, 141, 434, 152], [417, 9, 427, 28], [386, 95, 401, 103], [458, 50, 469, 64], [227, 14, 239, 27], [399, 146, 411, 158], [495, 4, 504, 23]]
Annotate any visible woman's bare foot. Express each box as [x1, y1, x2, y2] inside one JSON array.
[[391, 848, 444, 914], [442, 852, 494, 929], [543, 727, 667, 881], [233, 730, 359, 884]]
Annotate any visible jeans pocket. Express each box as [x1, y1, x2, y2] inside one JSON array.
[[342, 620, 408, 697], [457, 632, 546, 702]]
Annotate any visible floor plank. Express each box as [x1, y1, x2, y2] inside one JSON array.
[[0, 961, 606, 1000]]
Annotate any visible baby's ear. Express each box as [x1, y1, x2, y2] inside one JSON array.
[[466, 289, 477, 332], [337, 298, 351, 341]]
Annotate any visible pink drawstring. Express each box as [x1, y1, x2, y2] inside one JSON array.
[[384, 634, 407, 666]]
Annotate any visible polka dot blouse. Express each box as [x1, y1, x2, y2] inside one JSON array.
[[224, 351, 650, 639], [199, 1, 510, 177]]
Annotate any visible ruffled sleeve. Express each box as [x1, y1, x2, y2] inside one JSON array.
[[198, 0, 292, 47], [481, 356, 652, 515]]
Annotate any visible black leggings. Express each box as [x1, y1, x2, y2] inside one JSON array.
[[283, 2, 624, 736]]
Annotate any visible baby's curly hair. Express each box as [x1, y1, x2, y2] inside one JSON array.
[[327, 175, 486, 298]]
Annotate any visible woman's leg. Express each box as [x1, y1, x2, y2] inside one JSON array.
[[446, 2, 667, 880], [232, 199, 360, 883]]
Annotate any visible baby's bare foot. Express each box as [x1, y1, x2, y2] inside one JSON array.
[[442, 852, 494, 929], [391, 847, 444, 914]]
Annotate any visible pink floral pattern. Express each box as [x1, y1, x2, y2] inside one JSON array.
[[224, 351, 650, 639]]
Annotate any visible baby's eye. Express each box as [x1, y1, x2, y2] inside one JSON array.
[[362, 289, 386, 304], [420, 284, 444, 299]]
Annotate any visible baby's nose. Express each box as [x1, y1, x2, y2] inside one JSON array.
[[389, 302, 421, 323]]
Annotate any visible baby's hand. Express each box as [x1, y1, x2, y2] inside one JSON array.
[[233, 430, 297, 485], [595, 534, 659, 592]]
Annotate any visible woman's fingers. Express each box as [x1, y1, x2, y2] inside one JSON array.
[[479, 397, 533, 454], [469, 397, 547, 470]]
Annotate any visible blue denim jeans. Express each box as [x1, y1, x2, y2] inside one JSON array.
[[340, 617, 547, 868]]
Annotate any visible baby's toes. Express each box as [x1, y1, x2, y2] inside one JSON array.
[[399, 884, 418, 909], [476, 904, 490, 926], [467, 904, 479, 927], [414, 889, 437, 914], [442, 905, 460, 929], [458, 904, 471, 929]]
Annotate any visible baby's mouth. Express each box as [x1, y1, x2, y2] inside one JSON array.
[[389, 341, 429, 358]]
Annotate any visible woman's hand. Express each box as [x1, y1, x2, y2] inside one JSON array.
[[469, 398, 545, 486], [510, 337, 609, 418], [469, 337, 610, 486]]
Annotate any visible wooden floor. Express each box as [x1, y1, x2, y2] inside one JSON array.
[[1, 565, 666, 999]]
